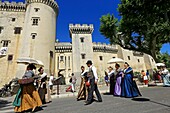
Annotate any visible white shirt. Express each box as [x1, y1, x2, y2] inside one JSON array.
[[108, 70, 114, 77], [162, 69, 169, 75], [49, 76, 54, 86], [89, 65, 98, 81]]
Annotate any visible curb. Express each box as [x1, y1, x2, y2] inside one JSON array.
[[51, 83, 164, 99]]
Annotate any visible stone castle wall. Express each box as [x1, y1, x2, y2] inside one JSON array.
[[0, 1, 26, 87]]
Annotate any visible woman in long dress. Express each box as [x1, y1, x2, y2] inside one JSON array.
[[38, 67, 51, 104], [161, 66, 170, 86], [13, 64, 42, 112], [121, 62, 141, 98], [114, 63, 123, 96], [108, 66, 115, 95], [77, 66, 88, 101]]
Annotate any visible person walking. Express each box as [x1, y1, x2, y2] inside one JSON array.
[[38, 67, 48, 104], [121, 62, 141, 98], [114, 63, 123, 96], [141, 70, 148, 85], [49, 73, 54, 94], [13, 64, 42, 112], [71, 73, 77, 92], [77, 66, 88, 101], [85, 60, 102, 105]]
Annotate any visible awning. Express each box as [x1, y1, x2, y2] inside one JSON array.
[[108, 57, 125, 64], [17, 57, 44, 67], [156, 63, 165, 67]]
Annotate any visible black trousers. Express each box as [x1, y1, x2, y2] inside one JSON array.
[[87, 78, 102, 102]]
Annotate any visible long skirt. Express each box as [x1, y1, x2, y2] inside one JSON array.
[[114, 76, 122, 96], [121, 74, 139, 98], [14, 84, 42, 112], [163, 74, 170, 86], [77, 78, 87, 100], [110, 75, 116, 95], [38, 87, 46, 104]]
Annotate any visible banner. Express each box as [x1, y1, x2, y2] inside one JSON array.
[[0, 47, 8, 56]]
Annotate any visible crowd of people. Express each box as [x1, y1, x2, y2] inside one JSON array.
[[104, 62, 142, 97], [153, 66, 170, 86], [12, 60, 170, 112], [13, 64, 54, 112]]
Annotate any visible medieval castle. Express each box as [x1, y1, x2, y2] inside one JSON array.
[[0, 0, 156, 87]]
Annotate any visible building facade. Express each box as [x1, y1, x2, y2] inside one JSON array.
[[0, 1, 156, 87], [55, 24, 157, 84], [0, 0, 59, 87]]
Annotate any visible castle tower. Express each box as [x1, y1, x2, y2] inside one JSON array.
[[0, 1, 26, 87], [69, 24, 94, 77], [16, 0, 59, 77]]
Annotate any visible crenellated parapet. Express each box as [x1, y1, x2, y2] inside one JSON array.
[[69, 24, 94, 34], [55, 43, 72, 53], [93, 42, 118, 53], [133, 51, 144, 56], [0, 1, 26, 12], [26, 0, 58, 13]]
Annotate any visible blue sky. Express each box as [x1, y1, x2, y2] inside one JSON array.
[[10, 0, 170, 54]]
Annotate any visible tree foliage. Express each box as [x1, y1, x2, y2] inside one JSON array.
[[157, 52, 170, 68], [100, 0, 170, 61]]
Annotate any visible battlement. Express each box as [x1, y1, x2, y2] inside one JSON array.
[[93, 42, 118, 53], [27, 0, 58, 13], [55, 42, 72, 53], [0, 1, 26, 12], [69, 24, 94, 34]]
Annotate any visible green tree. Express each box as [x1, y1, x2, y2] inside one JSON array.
[[100, 0, 170, 61], [157, 52, 170, 68]]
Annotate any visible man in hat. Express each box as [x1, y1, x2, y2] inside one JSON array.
[[85, 60, 102, 105]]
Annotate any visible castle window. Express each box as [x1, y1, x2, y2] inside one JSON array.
[[152, 59, 154, 62], [80, 37, 84, 43], [32, 17, 40, 26], [50, 51, 53, 58], [8, 54, 13, 61], [138, 59, 140, 62], [1, 40, 11, 47], [81, 54, 86, 59], [99, 56, 103, 61], [128, 56, 131, 60], [0, 26, 4, 34], [60, 56, 64, 61], [31, 33, 37, 39], [12, 18, 16, 22], [14, 27, 22, 34], [34, 8, 40, 12]]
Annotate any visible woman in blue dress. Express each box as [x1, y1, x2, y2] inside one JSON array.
[[121, 62, 141, 98]]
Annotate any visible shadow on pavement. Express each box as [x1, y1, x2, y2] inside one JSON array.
[[0, 99, 12, 108], [132, 97, 170, 108], [132, 97, 150, 102], [102, 92, 113, 95]]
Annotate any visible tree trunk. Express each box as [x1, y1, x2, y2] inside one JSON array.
[[150, 36, 158, 62]]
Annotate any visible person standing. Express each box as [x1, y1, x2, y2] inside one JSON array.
[[77, 66, 88, 101], [121, 62, 141, 98], [114, 63, 123, 96], [108, 66, 115, 95], [71, 73, 77, 92], [85, 60, 102, 105], [161, 66, 170, 86], [141, 70, 148, 85]]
